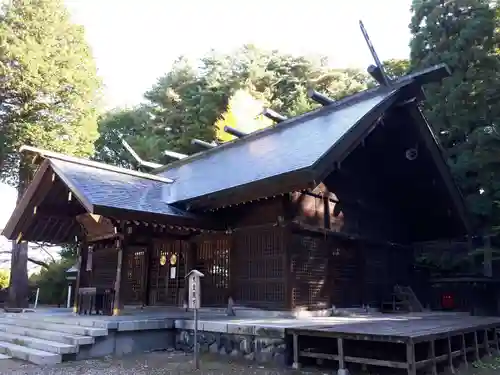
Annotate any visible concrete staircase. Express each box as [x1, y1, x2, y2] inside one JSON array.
[[0, 314, 108, 365]]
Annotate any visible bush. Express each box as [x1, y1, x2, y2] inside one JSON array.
[[29, 259, 74, 306]]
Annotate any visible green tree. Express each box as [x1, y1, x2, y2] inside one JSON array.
[[410, 0, 500, 233], [0, 0, 101, 308], [96, 47, 372, 166], [215, 89, 273, 142], [93, 107, 158, 167], [29, 258, 73, 306], [0, 270, 10, 290], [140, 46, 370, 156], [382, 59, 410, 80]]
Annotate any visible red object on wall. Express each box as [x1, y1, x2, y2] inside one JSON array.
[[442, 293, 454, 309]]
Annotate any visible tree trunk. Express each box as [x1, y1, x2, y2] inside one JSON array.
[[7, 160, 31, 309], [8, 242, 29, 308]]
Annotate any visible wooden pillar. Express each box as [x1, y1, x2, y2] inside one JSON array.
[[184, 239, 197, 306], [406, 341, 416, 375], [292, 333, 300, 369], [495, 328, 500, 353], [473, 330, 480, 361], [484, 235, 493, 277], [143, 239, 153, 307], [112, 236, 124, 316], [428, 340, 437, 375], [485, 329, 491, 356], [73, 239, 85, 313], [447, 335, 455, 374], [461, 334, 468, 369], [282, 193, 294, 310], [337, 337, 346, 370]]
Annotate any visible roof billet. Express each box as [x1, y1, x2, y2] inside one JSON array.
[[120, 138, 163, 169], [19, 145, 173, 184]]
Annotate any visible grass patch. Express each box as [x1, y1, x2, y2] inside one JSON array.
[[11, 338, 25, 346], [468, 356, 500, 375]]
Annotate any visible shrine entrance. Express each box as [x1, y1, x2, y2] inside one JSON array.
[[148, 240, 188, 306]]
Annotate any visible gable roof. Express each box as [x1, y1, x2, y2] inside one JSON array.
[[158, 90, 397, 207], [48, 157, 198, 222], [155, 65, 451, 209], [2, 64, 470, 240], [1, 154, 219, 241]]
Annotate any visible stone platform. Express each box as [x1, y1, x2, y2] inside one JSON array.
[[0, 307, 494, 369]]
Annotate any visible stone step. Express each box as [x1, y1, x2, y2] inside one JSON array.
[[0, 340, 61, 365], [0, 318, 108, 337], [7, 313, 112, 329], [0, 323, 94, 346], [0, 331, 77, 354]]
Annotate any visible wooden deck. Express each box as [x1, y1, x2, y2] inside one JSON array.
[[288, 314, 500, 375]]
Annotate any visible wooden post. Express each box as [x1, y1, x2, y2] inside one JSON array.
[[338, 337, 346, 371], [484, 235, 493, 277], [113, 237, 124, 316], [485, 329, 491, 356], [447, 335, 455, 374], [428, 340, 437, 375], [406, 341, 416, 375], [461, 334, 468, 369], [474, 330, 480, 361], [292, 333, 300, 369], [495, 328, 500, 353], [73, 239, 85, 314]]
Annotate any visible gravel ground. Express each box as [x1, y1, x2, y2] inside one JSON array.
[[0, 352, 322, 375], [1, 351, 499, 375]]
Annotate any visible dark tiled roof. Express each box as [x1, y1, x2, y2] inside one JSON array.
[[158, 90, 396, 203], [49, 158, 198, 221]]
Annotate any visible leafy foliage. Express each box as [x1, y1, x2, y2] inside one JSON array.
[[0, 0, 101, 185], [96, 47, 406, 167], [410, 0, 500, 233], [214, 89, 273, 143], [0, 0, 101, 308], [0, 270, 9, 290], [29, 258, 73, 306]]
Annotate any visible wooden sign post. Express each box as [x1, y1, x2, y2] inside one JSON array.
[[186, 269, 204, 369]]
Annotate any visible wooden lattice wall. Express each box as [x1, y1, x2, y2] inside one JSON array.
[[232, 227, 286, 309], [88, 244, 117, 290], [288, 233, 362, 309]]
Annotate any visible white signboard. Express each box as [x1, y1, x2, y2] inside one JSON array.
[[188, 275, 201, 309]]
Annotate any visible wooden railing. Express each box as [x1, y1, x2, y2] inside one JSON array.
[[77, 287, 115, 316]]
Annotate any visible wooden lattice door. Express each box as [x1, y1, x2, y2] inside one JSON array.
[[149, 240, 187, 306], [123, 246, 147, 305], [196, 235, 230, 307]]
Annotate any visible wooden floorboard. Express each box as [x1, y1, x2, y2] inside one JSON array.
[[287, 314, 500, 341]]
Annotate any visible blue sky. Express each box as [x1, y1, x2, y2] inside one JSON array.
[[0, 0, 413, 253]]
